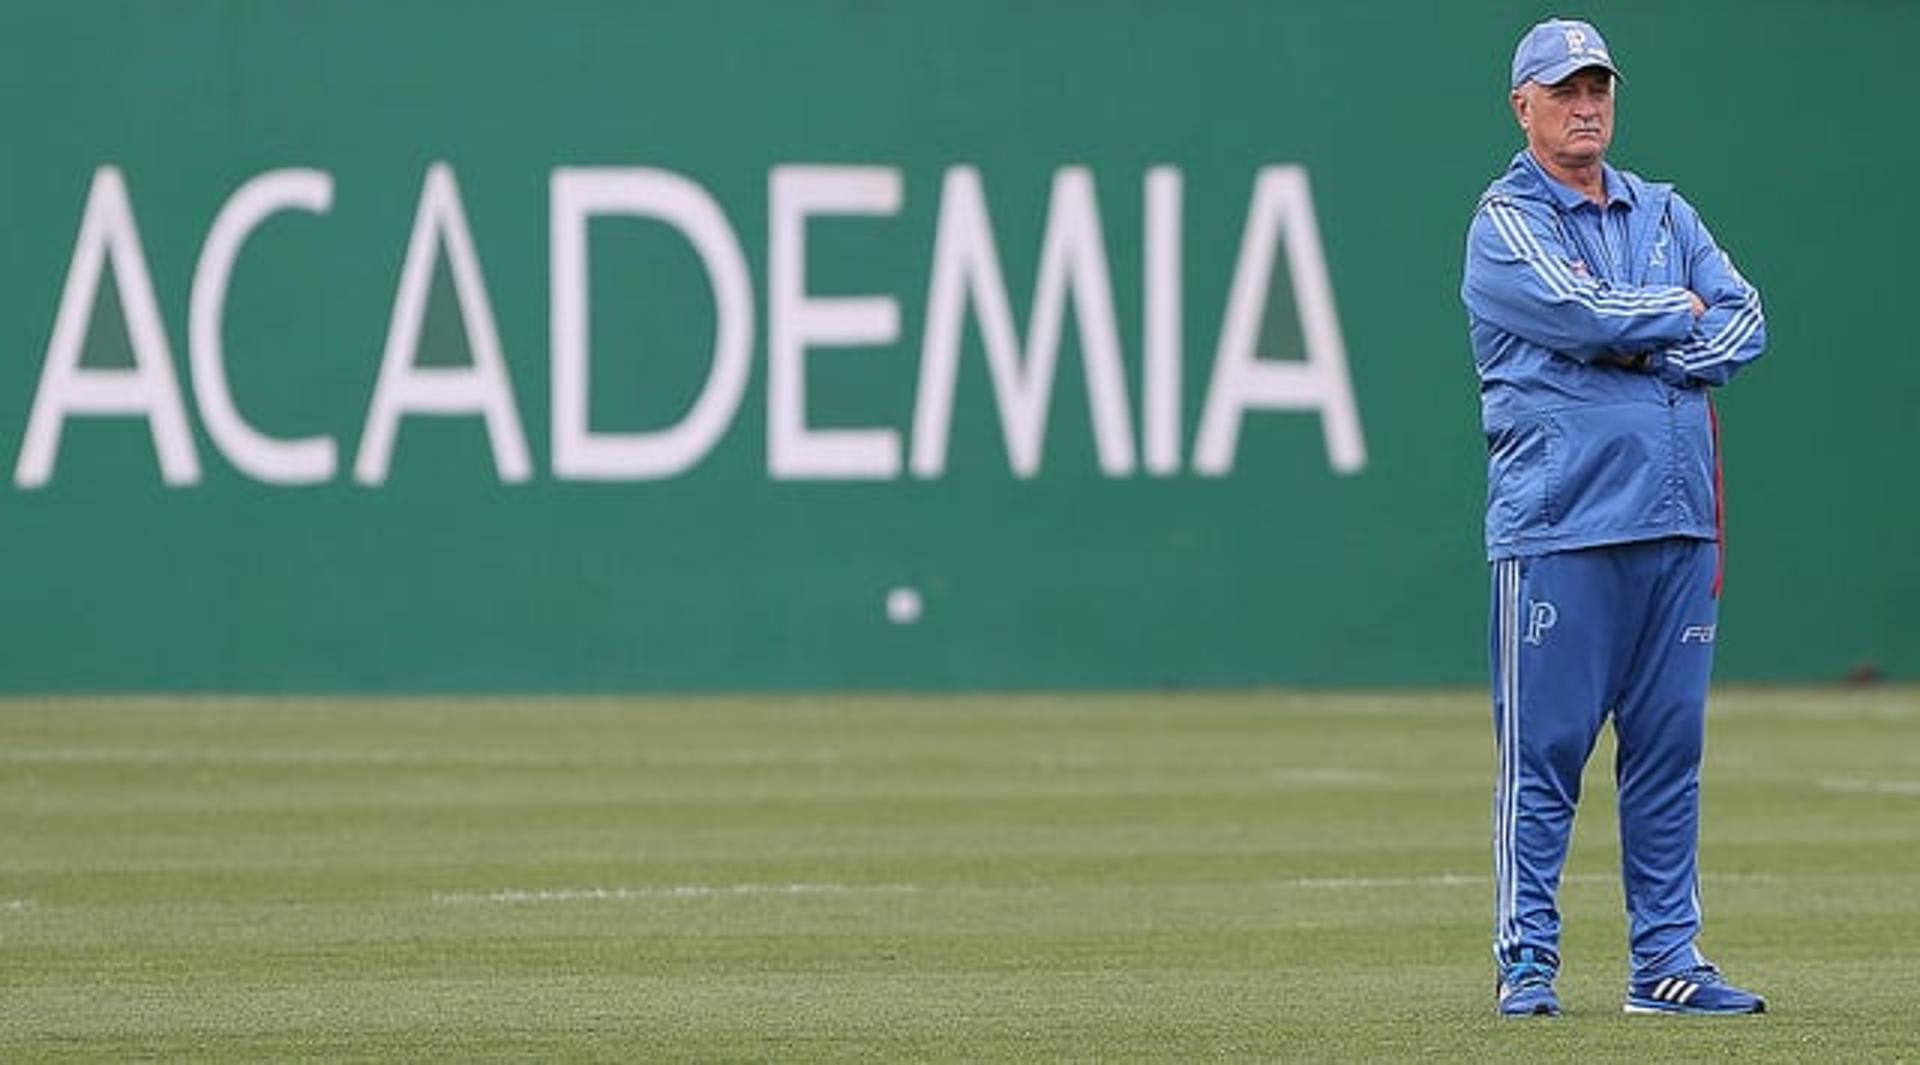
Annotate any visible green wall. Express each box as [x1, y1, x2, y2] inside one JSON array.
[[0, 1, 1911, 691]]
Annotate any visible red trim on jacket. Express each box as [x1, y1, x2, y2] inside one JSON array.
[[1708, 397, 1725, 598]]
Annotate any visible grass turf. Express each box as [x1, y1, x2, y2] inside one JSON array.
[[1, 688, 1916, 1060]]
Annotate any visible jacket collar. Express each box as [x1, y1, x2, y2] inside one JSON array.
[[1513, 149, 1634, 210]]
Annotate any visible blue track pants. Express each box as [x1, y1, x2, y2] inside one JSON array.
[[1490, 537, 1719, 981]]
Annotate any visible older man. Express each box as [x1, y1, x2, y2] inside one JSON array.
[[1460, 18, 1767, 1017]]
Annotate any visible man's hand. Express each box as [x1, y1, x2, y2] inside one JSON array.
[[1687, 290, 1707, 318]]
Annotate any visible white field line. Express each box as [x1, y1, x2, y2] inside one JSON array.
[[432, 884, 918, 905], [1280, 872, 1773, 890], [0, 747, 857, 768], [438, 874, 1777, 903], [1284, 874, 1484, 889], [1266, 768, 1391, 785], [1821, 778, 1920, 796], [1, 899, 34, 913]]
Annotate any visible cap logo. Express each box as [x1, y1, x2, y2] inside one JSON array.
[[1562, 27, 1588, 55]]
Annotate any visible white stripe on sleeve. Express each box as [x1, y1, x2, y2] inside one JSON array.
[[1483, 201, 1693, 317]]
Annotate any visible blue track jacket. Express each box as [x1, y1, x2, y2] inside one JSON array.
[[1462, 150, 1765, 560]]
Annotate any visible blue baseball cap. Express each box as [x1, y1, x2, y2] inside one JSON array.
[[1510, 18, 1621, 90]]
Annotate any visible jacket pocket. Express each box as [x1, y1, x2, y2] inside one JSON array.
[[1487, 418, 1556, 535], [1545, 401, 1676, 532], [1668, 391, 1717, 527]]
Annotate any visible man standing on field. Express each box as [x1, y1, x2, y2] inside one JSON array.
[[1460, 17, 1767, 1017]]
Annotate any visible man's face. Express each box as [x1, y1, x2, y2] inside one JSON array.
[[1512, 67, 1614, 169]]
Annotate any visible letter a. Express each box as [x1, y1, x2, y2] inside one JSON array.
[[1193, 167, 1365, 475], [16, 167, 200, 487], [355, 163, 532, 485]]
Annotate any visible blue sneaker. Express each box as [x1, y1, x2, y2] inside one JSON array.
[[1625, 963, 1766, 1015], [1497, 958, 1561, 1017]]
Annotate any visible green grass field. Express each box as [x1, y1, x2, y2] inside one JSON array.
[[3, 688, 1916, 1060]]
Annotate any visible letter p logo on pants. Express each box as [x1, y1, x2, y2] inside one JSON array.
[[1525, 600, 1558, 645]]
